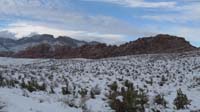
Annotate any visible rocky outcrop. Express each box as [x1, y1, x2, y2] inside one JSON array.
[[116, 34, 196, 55]]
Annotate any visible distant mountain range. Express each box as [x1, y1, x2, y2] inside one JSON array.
[[0, 34, 100, 52], [0, 34, 197, 59]]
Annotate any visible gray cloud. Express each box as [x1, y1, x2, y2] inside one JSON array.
[[0, 30, 16, 39], [141, 1, 200, 23]]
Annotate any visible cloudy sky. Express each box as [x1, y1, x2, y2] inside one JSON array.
[[0, 0, 200, 46]]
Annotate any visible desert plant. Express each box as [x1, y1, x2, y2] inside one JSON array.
[[62, 77, 71, 95], [50, 86, 55, 94], [0, 75, 4, 87], [20, 79, 46, 92], [62, 86, 71, 95], [109, 81, 118, 92], [79, 88, 88, 98], [108, 81, 148, 112], [154, 94, 167, 107], [173, 89, 191, 110], [90, 90, 95, 99], [90, 85, 101, 99]]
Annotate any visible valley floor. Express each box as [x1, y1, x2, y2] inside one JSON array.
[[0, 52, 200, 112]]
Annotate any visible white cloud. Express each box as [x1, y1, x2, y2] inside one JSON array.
[[84, 0, 176, 8], [1, 0, 198, 46], [169, 27, 200, 43], [0, 0, 153, 44], [141, 2, 200, 23]]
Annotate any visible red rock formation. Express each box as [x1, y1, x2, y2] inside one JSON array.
[[14, 34, 197, 59]]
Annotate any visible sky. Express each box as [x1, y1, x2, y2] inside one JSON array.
[[0, 0, 200, 46]]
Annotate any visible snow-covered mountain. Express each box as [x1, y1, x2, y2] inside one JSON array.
[[0, 37, 18, 51], [0, 51, 200, 112], [0, 34, 100, 52]]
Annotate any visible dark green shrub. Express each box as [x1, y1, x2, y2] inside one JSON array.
[[20, 79, 46, 92], [62, 77, 71, 95], [38, 83, 46, 91], [108, 81, 148, 112], [0, 75, 5, 87], [50, 86, 55, 94], [173, 89, 191, 110], [26, 81, 37, 92], [0, 75, 18, 88], [62, 86, 71, 95], [154, 94, 167, 107], [124, 80, 133, 89], [79, 88, 88, 98], [90, 90, 95, 99], [109, 81, 118, 92]]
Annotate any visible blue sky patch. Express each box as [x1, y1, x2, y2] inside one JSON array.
[[0, 0, 199, 46]]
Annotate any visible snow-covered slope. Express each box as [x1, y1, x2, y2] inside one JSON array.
[[0, 52, 200, 112], [0, 34, 100, 52]]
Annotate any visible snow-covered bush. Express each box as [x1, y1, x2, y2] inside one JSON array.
[[109, 81, 118, 92], [79, 88, 88, 98], [62, 77, 72, 95], [154, 94, 167, 107], [62, 86, 71, 95], [108, 81, 148, 112], [90, 85, 101, 99], [0, 75, 4, 87], [20, 79, 46, 92]]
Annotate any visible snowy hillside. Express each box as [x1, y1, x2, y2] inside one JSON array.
[[0, 34, 100, 52], [0, 52, 200, 112]]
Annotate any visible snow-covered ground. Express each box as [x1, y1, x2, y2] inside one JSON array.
[[0, 52, 200, 112], [0, 57, 47, 66]]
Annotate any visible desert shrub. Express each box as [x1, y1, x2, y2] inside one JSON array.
[[62, 86, 71, 95], [50, 86, 55, 94], [20, 79, 26, 88], [38, 83, 46, 91], [173, 89, 191, 110], [159, 75, 167, 86], [0, 75, 5, 87], [108, 81, 148, 112], [6, 79, 18, 87], [0, 75, 18, 88], [145, 78, 153, 86], [109, 81, 118, 92], [79, 88, 88, 98], [20, 79, 46, 92], [26, 81, 37, 92], [62, 77, 71, 95], [90, 85, 101, 99], [154, 94, 167, 107], [90, 90, 95, 99]]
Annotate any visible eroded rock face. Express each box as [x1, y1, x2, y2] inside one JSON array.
[[14, 34, 197, 59], [116, 34, 196, 55]]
